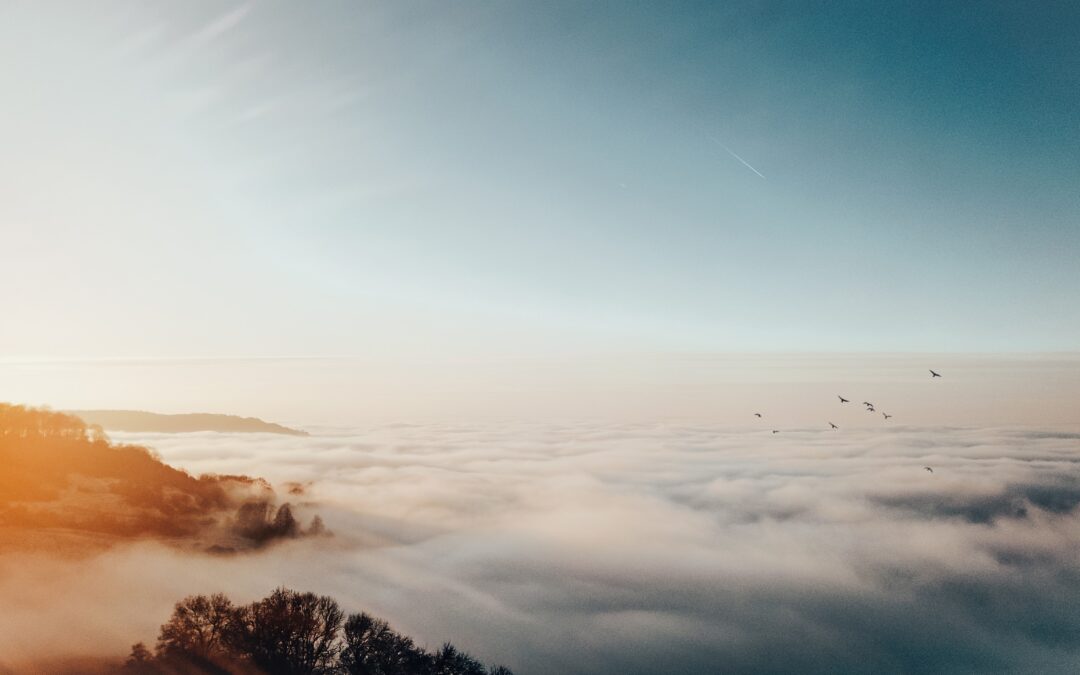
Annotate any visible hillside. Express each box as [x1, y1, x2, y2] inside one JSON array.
[[69, 410, 308, 436], [0, 404, 320, 554]]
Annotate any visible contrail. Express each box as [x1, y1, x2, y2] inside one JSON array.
[[708, 136, 765, 179]]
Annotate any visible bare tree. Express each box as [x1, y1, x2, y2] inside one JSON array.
[[156, 593, 235, 660], [432, 643, 487, 675], [228, 588, 343, 675], [340, 612, 431, 675]]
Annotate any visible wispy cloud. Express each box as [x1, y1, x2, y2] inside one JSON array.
[[708, 135, 766, 179], [192, 1, 255, 43]]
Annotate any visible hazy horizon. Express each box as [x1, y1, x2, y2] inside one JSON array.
[[2, 353, 1078, 428]]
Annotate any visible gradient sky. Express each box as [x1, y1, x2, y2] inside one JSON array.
[[2, 1, 1078, 360]]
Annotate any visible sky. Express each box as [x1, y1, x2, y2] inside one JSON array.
[[2, 7, 1080, 671], [2, 1, 1079, 364]]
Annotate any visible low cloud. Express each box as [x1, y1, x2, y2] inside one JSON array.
[[4, 422, 1080, 673]]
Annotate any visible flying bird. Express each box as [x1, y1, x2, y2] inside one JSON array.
[[838, 396, 849, 403], [772, 430, 780, 434], [866, 407, 875, 413], [930, 369, 942, 378], [924, 466, 934, 473], [829, 422, 838, 429], [883, 413, 892, 420], [754, 413, 762, 418]]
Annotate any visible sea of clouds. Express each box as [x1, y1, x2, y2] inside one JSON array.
[[4, 422, 1080, 673]]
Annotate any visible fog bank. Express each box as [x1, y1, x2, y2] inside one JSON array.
[[5, 422, 1080, 673]]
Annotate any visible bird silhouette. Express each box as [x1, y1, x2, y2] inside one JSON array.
[[930, 369, 942, 378], [862, 401, 873, 407], [754, 413, 762, 418], [866, 406, 875, 412], [829, 422, 838, 429], [883, 413, 892, 420], [772, 430, 779, 434], [924, 466, 934, 473], [838, 396, 849, 403]]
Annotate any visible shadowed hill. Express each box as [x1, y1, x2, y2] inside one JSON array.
[[0, 404, 323, 554], [69, 410, 309, 436]]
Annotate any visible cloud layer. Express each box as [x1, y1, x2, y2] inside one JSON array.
[[4, 422, 1080, 673]]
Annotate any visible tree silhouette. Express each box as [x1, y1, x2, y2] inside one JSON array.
[[157, 593, 235, 660], [340, 612, 431, 675], [308, 515, 328, 536], [227, 588, 343, 675], [272, 503, 300, 538], [431, 644, 486, 675], [115, 588, 513, 675], [124, 642, 156, 673], [233, 502, 302, 543]]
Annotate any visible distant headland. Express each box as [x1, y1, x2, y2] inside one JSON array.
[[68, 410, 309, 436]]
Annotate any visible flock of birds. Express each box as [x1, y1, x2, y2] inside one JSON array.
[[753, 369, 943, 473]]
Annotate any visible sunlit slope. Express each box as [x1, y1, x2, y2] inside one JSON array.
[[0, 404, 321, 553]]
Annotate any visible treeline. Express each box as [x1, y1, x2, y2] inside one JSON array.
[[121, 588, 513, 675], [0, 402, 106, 440]]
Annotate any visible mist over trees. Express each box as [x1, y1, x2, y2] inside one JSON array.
[[0, 403, 325, 553], [122, 588, 513, 675]]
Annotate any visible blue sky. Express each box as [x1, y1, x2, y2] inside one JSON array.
[[1, 1, 1078, 358]]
